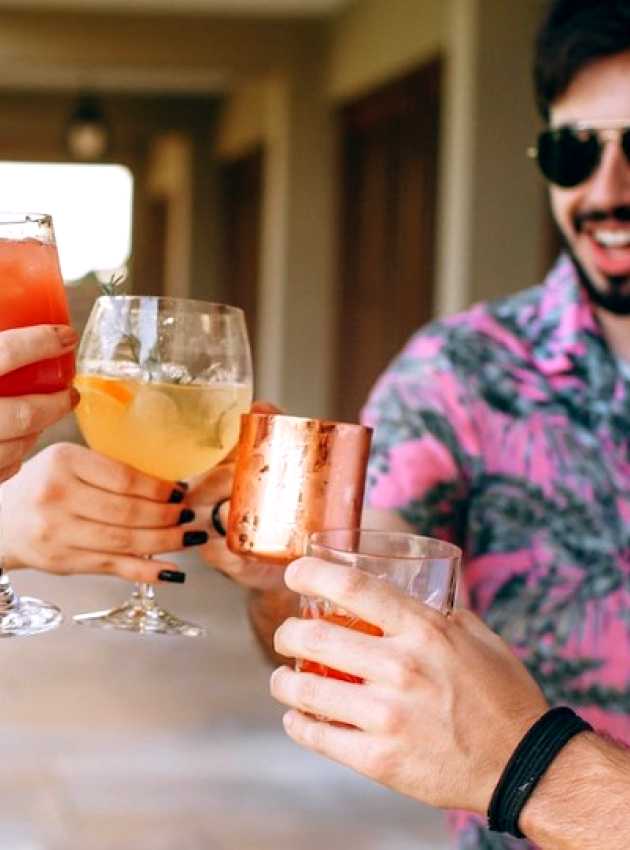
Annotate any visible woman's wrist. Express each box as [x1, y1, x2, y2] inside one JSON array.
[[0, 483, 23, 570]]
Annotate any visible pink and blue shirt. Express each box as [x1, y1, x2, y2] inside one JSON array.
[[362, 255, 630, 849]]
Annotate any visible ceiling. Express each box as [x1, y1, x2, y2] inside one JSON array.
[[3, 0, 352, 15]]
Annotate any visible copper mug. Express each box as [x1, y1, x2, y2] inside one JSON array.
[[227, 413, 373, 565]]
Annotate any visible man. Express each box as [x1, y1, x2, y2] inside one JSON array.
[[269, 557, 630, 850], [197, 1, 630, 846]]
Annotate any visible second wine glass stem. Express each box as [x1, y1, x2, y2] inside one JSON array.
[[134, 581, 156, 610], [0, 569, 18, 613]]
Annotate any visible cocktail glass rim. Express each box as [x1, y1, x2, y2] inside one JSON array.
[[238, 410, 372, 431], [0, 212, 52, 225], [308, 528, 462, 562], [93, 294, 246, 318]]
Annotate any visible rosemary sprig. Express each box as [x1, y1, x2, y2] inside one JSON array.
[[99, 271, 127, 297]]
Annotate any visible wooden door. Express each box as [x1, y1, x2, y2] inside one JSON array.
[[336, 60, 441, 422], [220, 148, 263, 357]]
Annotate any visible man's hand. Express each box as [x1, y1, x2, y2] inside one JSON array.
[[0, 325, 79, 482], [270, 557, 548, 815]]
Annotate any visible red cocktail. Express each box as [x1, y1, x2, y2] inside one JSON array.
[[0, 214, 74, 397], [298, 607, 383, 683]]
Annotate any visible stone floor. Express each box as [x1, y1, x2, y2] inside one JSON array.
[[2, 550, 450, 850]]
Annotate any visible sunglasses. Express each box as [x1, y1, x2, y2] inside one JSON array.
[[528, 121, 630, 188]]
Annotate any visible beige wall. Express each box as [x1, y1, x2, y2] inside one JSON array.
[[215, 80, 268, 160], [466, 0, 547, 305], [214, 0, 450, 415], [327, 0, 445, 101], [146, 133, 194, 299], [215, 54, 337, 417], [436, 0, 548, 314]]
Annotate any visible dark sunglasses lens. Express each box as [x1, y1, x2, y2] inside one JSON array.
[[537, 129, 600, 187], [623, 129, 630, 165]]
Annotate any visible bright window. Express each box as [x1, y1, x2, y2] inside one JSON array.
[[0, 162, 133, 283]]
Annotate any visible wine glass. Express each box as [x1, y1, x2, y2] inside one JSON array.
[[0, 212, 73, 637], [72, 296, 253, 637]]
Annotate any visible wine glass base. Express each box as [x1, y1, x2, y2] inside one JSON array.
[[73, 598, 206, 637], [0, 597, 63, 638]]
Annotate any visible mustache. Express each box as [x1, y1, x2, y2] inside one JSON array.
[[575, 206, 630, 230]]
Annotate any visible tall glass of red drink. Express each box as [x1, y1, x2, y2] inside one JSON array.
[[0, 213, 74, 396], [0, 213, 71, 637]]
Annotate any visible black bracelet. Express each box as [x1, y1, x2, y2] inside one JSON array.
[[211, 498, 229, 537], [487, 706, 593, 838]]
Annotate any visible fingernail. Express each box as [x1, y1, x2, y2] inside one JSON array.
[[70, 387, 81, 407], [176, 480, 189, 491], [270, 667, 284, 687], [158, 570, 186, 584], [168, 488, 185, 504], [183, 530, 209, 547], [178, 508, 195, 525], [55, 326, 79, 347]]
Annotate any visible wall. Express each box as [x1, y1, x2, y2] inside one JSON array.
[[213, 0, 549, 413], [467, 0, 547, 305], [215, 50, 337, 417], [327, 0, 445, 100], [146, 133, 194, 299]]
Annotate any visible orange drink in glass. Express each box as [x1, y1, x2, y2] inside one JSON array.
[[297, 530, 461, 682]]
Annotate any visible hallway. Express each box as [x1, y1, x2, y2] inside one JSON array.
[[2, 551, 449, 850]]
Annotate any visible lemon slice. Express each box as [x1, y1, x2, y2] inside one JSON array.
[[75, 375, 133, 406]]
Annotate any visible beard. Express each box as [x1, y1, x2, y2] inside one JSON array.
[[561, 235, 630, 317]]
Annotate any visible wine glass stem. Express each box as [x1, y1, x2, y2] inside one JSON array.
[[134, 581, 156, 610], [0, 569, 19, 613]]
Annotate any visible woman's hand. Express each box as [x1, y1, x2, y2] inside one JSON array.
[[0, 443, 209, 583], [270, 558, 548, 815], [0, 325, 80, 483]]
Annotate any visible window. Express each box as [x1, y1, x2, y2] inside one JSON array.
[[0, 162, 133, 283]]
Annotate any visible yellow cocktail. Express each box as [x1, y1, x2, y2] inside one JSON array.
[[75, 374, 251, 480], [72, 296, 253, 636]]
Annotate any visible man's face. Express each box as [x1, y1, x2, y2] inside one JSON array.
[[550, 50, 630, 312]]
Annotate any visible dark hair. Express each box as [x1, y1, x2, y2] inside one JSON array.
[[534, 0, 630, 121]]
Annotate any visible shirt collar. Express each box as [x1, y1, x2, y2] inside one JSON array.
[[530, 253, 607, 378]]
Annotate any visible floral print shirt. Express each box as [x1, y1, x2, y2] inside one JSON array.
[[361, 255, 630, 850]]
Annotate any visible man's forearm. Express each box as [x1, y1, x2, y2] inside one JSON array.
[[520, 732, 630, 849], [247, 586, 300, 665]]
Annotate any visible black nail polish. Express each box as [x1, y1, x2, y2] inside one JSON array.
[[176, 480, 189, 491], [178, 508, 195, 525], [183, 530, 209, 547], [168, 488, 185, 504], [158, 570, 186, 584]]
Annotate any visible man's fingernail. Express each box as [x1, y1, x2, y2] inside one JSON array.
[[183, 530, 209, 547], [178, 508, 195, 525], [176, 480, 189, 491], [168, 488, 185, 504], [55, 326, 79, 347], [158, 570, 186, 584], [70, 387, 81, 407], [270, 667, 284, 687]]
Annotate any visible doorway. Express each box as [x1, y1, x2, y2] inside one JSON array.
[[335, 60, 442, 422], [219, 148, 263, 359]]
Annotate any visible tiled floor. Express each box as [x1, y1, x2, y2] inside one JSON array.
[[2, 551, 450, 850]]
